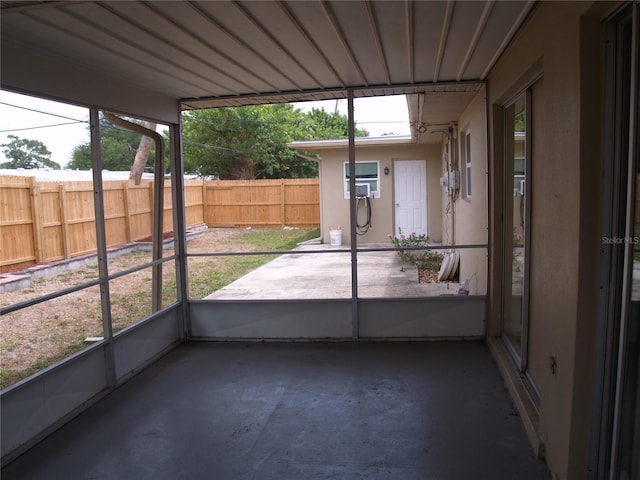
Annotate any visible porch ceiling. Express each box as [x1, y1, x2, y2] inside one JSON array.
[[1, 0, 533, 116]]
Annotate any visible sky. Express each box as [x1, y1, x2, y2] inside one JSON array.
[[0, 90, 90, 168], [0, 90, 410, 169], [293, 96, 410, 137]]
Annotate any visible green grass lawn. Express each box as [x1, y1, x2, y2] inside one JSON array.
[[188, 227, 319, 299]]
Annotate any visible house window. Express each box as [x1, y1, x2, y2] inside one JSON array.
[[344, 161, 380, 198], [464, 131, 472, 199]]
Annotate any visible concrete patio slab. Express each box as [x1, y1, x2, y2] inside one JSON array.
[[1, 342, 550, 480], [205, 244, 459, 300]]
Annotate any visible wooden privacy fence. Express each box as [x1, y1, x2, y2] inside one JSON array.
[[204, 178, 319, 228], [0, 176, 319, 273]]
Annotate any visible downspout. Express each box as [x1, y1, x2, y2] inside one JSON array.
[[103, 112, 165, 312], [450, 124, 458, 245], [441, 124, 459, 246], [441, 130, 452, 245], [417, 93, 426, 144]]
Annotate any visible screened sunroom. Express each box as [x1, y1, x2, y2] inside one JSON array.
[[2, 2, 639, 480]]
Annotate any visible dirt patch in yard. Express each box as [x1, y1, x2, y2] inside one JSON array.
[[0, 227, 284, 389], [1, 228, 245, 306]]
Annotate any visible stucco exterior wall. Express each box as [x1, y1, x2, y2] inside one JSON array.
[[486, 2, 617, 479], [451, 87, 489, 295], [312, 143, 442, 245]]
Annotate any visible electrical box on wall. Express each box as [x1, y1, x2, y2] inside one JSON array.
[[439, 171, 460, 191], [449, 170, 460, 189]]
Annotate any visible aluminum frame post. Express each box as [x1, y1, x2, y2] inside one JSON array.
[[169, 120, 190, 339], [348, 89, 359, 339], [90, 109, 116, 387]]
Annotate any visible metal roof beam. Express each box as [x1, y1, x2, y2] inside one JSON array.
[[181, 80, 485, 110], [406, 1, 415, 84]]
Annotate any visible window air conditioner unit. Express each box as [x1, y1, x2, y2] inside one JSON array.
[[355, 183, 370, 198]]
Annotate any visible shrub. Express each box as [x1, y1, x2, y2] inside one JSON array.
[[388, 228, 443, 272]]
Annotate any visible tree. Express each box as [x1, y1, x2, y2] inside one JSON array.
[[0, 135, 60, 169], [297, 107, 368, 140], [67, 115, 156, 172], [515, 110, 526, 132], [130, 122, 157, 184], [181, 104, 368, 180], [182, 104, 318, 179], [70, 105, 369, 179]]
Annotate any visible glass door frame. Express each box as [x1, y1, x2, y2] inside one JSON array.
[[501, 89, 533, 373], [591, 3, 639, 478]]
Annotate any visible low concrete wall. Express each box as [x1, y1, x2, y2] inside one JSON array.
[[0, 308, 183, 465], [189, 297, 485, 340]]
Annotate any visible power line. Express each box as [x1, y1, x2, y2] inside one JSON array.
[[184, 140, 249, 155], [0, 120, 86, 133], [0, 101, 87, 123]]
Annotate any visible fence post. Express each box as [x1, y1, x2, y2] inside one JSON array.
[[29, 176, 43, 264], [59, 182, 71, 259], [123, 181, 132, 243], [148, 180, 154, 237], [280, 178, 285, 227], [202, 180, 208, 227]]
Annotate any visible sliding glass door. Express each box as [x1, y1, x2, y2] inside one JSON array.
[[502, 93, 530, 370], [592, 4, 639, 479]]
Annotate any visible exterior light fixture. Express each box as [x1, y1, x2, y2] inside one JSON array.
[[384, 166, 390, 175]]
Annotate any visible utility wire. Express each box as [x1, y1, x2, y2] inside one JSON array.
[[183, 140, 249, 155], [0, 120, 85, 133], [0, 101, 87, 123]]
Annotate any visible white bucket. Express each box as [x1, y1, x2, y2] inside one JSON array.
[[329, 229, 342, 246]]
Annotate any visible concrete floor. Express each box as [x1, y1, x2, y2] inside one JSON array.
[[2, 342, 549, 480], [206, 244, 459, 300]]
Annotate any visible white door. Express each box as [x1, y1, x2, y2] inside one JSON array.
[[394, 160, 427, 236]]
